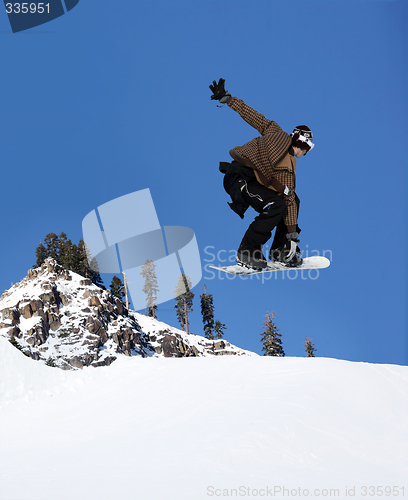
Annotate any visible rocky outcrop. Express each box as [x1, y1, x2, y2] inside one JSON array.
[[146, 329, 242, 358], [0, 258, 254, 370]]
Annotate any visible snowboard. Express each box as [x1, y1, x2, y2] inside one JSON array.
[[209, 256, 330, 276]]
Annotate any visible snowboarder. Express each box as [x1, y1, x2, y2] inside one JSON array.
[[210, 78, 315, 269]]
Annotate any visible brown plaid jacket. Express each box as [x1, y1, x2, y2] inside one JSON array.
[[227, 97, 298, 228]]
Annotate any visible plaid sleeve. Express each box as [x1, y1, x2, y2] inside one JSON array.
[[274, 170, 297, 227], [228, 97, 282, 136], [283, 191, 298, 227]]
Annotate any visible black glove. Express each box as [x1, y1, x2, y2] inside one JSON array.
[[209, 78, 231, 103]]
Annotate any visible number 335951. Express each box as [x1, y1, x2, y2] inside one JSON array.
[[5, 3, 50, 14]]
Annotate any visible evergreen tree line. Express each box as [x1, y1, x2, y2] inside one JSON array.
[[111, 268, 226, 340], [260, 311, 317, 357], [34, 234, 225, 340], [34, 234, 316, 354], [141, 261, 226, 340], [34, 232, 105, 288]]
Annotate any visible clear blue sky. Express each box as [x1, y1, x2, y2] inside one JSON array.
[[1, 0, 406, 365]]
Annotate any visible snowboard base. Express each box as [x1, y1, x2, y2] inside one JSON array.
[[209, 256, 330, 276]]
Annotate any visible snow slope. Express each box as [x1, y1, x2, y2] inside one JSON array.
[[0, 338, 407, 500]]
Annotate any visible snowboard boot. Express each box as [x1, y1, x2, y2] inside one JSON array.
[[236, 245, 267, 269], [269, 244, 303, 268]]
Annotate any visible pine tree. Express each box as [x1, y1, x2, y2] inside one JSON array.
[[304, 336, 317, 357], [88, 266, 105, 288], [34, 233, 105, 288], [82, 241, 105, 288], [73, 240, 89, 277], [214, 320, 226, 339], [57, 232, 74, 270], [34, 232, 60, 266], [45, 357, 57, 367], [43, 232, 60, 261], [70, 239, 104, 287], [121, 272, 130, 310], [141, 259, 159, 318], [34, 232, 68, 268], [260, 311, 285, 357], [174, 274, 194, 334], [200, 284, 215, 339], [9, 334, 23, 352], [86, 258, 105, 289], [34, 242, 47, 268], [110, 275, 125, 301]]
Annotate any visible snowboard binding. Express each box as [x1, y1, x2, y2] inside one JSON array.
[[269, 246, 303, 268], [236, 247, 268, 270]]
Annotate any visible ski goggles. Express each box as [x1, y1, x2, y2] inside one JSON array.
[[291, 127, 315, 151], [294, 133, 315, 151]]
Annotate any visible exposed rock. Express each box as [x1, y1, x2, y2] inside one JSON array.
[[48, 313, 62, 332], [0, 257, 254, 370], [115, 299, 126, 316], [2, 307, 19, 324], [214, 340, 226, 351], [19, 303, 32, 319], [69, 356, 85, 369], [98, 328, 108, 344], [30, 299, 44, 316], [8, 326, 21, 338], [60, 294, 72, 306], [88, 296, 101, 307], [191, 345, 200, 356]]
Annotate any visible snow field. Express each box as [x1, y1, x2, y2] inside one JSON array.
[[0, 338, 407, 500]]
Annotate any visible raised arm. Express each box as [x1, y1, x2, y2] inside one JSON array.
[[226, 97, 283, 137], [209, 79, 283, 136]]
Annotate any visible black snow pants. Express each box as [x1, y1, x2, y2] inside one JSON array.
[[239, 180, 287, 251]]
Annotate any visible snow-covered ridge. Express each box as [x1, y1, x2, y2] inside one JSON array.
[[0, 335, 407, 500], [0, 258, 254, 370]]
